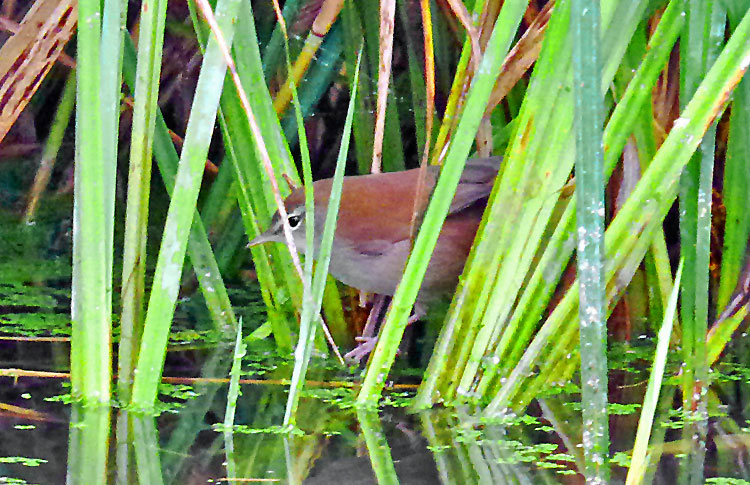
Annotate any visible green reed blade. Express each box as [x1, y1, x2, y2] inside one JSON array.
[[357, 0, 528, 407], [72, 0, 114, 403], [717, 7, 750, 320], [571, 0, 609, 479], [677, 11, 724, 473], [627, 259, 683, 485], [487, 4, 750, 413], [283, 49, 363, 425], [118, 0, 167, 402], [131, 0, 243, 412]]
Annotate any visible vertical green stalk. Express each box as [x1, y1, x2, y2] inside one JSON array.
[[283, 4, 319, 425], [678, 2, 725, 481], [627, 259, 683, 485], [679, 0, 724, 403], [100, 0, 127, 312], [223, 321, 246, 480], [72, 0, 112, 403], [119, 0, 168, 402], [130, 0, 243, 412], [115, 411, 130, 483], [357, 408, 399, 484], [717, 4, 750, 324], [356, 0, 528, 406], [132, 415, 164, 484], [571, 0, 609, 481], [283, 49, 363, 425]]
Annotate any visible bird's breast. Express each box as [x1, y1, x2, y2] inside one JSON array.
[[325, 213, 481, 301]]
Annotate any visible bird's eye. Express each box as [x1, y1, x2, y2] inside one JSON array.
[[288, 214, 301, 228]]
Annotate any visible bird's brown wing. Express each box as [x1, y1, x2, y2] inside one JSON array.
[[448, 156, 500, 214]]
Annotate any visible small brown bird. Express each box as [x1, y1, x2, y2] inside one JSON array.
[[248, 157, 499, 307]]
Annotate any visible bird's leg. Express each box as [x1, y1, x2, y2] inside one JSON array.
[[344, 297, 424, 364], [361, 294, 387, 339], [344, 294, 387, 363], [407, 302, 426, 325]]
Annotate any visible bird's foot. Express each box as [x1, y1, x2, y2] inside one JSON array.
[[345, 301, 424, 364], [344, 336, 379, 364]]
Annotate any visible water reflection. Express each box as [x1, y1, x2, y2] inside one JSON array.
[[5, 363, 750, 483], [67, 404, 109, 484]]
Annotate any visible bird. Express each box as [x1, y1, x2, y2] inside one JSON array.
[[248, 157, 499, 359]]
